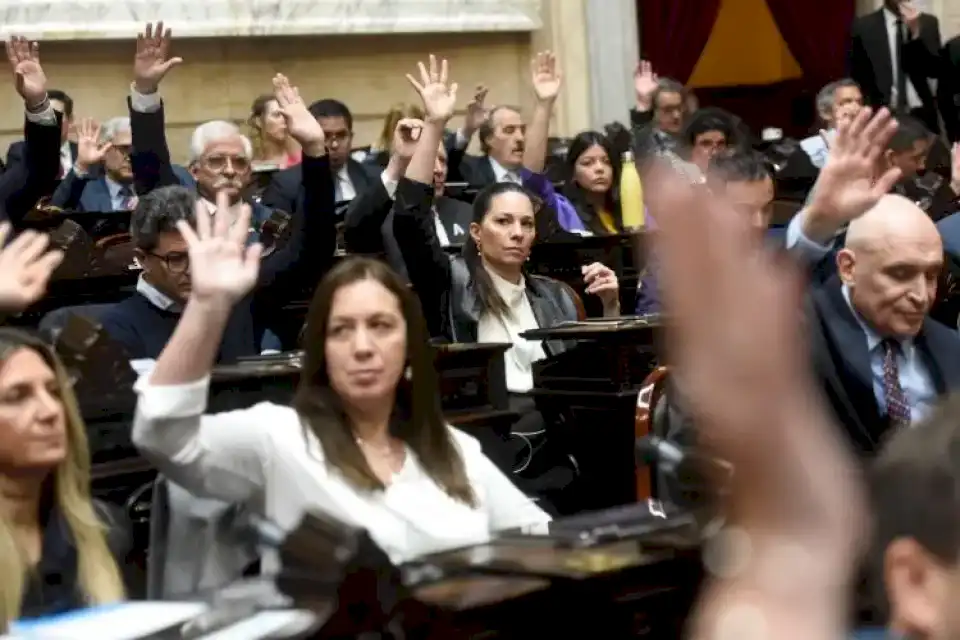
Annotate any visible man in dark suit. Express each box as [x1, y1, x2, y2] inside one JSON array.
[[261, 99, 379, 215], [457, 104, 528, 188], [806, 195, 960, 456], [848, 0, 943, 135], [344, 117, 471, 276], [6, 88, 76, 181], [938, 34, 960, 142], [0, 38, 64, 225]]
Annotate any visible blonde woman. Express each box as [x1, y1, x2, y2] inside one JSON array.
[[0, 223, 125, 626], [361, 102, 425, 168]]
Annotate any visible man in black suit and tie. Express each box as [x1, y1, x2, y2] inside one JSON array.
[[5, 88, 76, 183], [848, 0, 943, 135], [343, 117, 471, 276], [260, 99, 380, 214]]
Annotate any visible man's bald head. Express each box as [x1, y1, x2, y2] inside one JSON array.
[[837, 194, 943, 338], [844, 194, 941, 254]]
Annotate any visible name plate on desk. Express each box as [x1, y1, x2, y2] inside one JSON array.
[[0, 0, 542, 40]]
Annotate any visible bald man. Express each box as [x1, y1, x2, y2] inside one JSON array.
[[808, 194, 960, 455]]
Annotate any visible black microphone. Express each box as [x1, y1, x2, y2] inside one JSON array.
[[635, 434, 685, 473], [636, 435, 733, 511]]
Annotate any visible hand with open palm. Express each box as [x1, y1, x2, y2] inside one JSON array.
[[5, 36, 47, 107], [406, 55, 458, 124], [177, 192, 262, 308], [133, 21, 183, 94], [0, 223, 63, 312], [531, 50, 562, 103], [633, 60, 659, 110], [272, 74, 325, 153], [804, 107, 901, 240], [74, 118, 113, 173]]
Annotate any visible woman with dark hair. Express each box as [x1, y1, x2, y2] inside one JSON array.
[[131, 199, 549, 564], [561, 131, 621, 235], [0, 225, 125, 627]]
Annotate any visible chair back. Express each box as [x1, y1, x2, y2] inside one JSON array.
[[634, 366, 669, 500], [556, 280, 587, 321], [39, 303, 115, 337]]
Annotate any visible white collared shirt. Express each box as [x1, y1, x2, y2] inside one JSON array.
[[476, 267, 547, 393], [488, 157, 522, 185], [131, 375, 551, 566], [884, 7, 924, 109], [334, 165, 357, 202], [381, 175, 451, 246], [136, 275, 182, 313]]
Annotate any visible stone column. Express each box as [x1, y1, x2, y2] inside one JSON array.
[[583, 0, 640, 130]]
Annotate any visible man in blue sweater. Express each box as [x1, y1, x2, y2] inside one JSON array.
[[98, 73, 336, 362]]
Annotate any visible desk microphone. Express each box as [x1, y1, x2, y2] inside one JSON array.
[[635, 434, 685, 472]]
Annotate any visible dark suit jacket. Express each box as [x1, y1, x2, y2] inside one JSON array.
[[939, 35, 960, 141], [849, 9, 942, 131], [260, 159, 378, 216], [808, 276, 960, 456], [343, 176, 471, 276], [457, 154, 498, 189], [0, 113, 64, 225], [5, 139, 76, 174], [50, 164, 193, 212]]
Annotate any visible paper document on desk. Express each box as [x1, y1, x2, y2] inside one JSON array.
[[7, 601, 208, 639]]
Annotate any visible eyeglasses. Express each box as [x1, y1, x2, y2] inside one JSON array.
[[148, 251, 189, 274], [109, 144, 133, 156], [202, 154, 251, 173]]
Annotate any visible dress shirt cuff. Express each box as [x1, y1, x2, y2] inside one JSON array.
[[454, 129, 470, 149], [134, 375, 210, 420], [129, 85, 163, 113], [791, 225, 834, 261], [25, 104, 57, 126], [380, 170, 399, 200]]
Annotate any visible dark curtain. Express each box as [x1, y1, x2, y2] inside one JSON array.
[[638, 0, 722, 84], [765, 0, 857, 89]]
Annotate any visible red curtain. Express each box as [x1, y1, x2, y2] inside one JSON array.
[[638, 0, 722, 84], [765, 0, 856, 88]]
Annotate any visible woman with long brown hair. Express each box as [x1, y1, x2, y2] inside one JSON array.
[[132, 198, 548, 565], [0, 224, 125, 626], [248, 93, 301, 170]]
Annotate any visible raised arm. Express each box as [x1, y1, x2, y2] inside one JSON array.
[[393, 55, 459, 338], [127, 21, 183, 195], [50, 118, 112, 210], [0, 222, 63, 323], [0, 36, 62, 225], [132, 193, 268, 501], [257, 73, 336, 290], [521, 51, 561, 174]]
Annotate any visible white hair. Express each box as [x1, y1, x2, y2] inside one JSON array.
[[189, 120, 253, 164], [99, 116, 131, 144]]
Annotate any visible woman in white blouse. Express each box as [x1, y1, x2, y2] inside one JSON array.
[[131, 191, 550, 565]]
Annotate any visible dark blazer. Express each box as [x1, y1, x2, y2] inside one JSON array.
[[392, 178, 577, 356], [50, 164, 193, 212], [939, 35, 960, 142], [343, 176, 471, 275], [848, 9, 942, 131], [5, 139, 76, 174], [0, 113, 63, 225], [807, 276, 960, 455], [260, 158, 378, 215], [458, 154, 498, 189]]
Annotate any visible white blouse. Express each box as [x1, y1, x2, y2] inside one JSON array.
[[476, 269, 547, 393], [131, 376, 551, 565]]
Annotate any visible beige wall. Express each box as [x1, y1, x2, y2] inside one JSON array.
[[0, 5, 594, 164]]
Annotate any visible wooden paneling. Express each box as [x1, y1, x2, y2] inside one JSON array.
[[0, 32, 536, 163]]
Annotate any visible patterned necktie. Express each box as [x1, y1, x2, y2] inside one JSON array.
[[118, 186, 137, 211], [882, 339, 911, 428]]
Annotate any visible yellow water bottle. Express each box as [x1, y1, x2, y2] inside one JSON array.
[[619, 151, 645, 229]]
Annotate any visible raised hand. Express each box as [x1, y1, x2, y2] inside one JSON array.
[[805, 107, 901, 238], [392, 118, 423, 160], [0, 223, 63, 312], [406, 55, 458, 123], [177, 191, 262, 307], [74, 118, 112, 172], [649, 163, 865, 640], [464, 85, 489, 133], [272, 74, 325, 153], [5, 36, 47, 107], [530, 51, 562, 103], [633, 60, 659, 110], [133, 21, 183, 94]]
